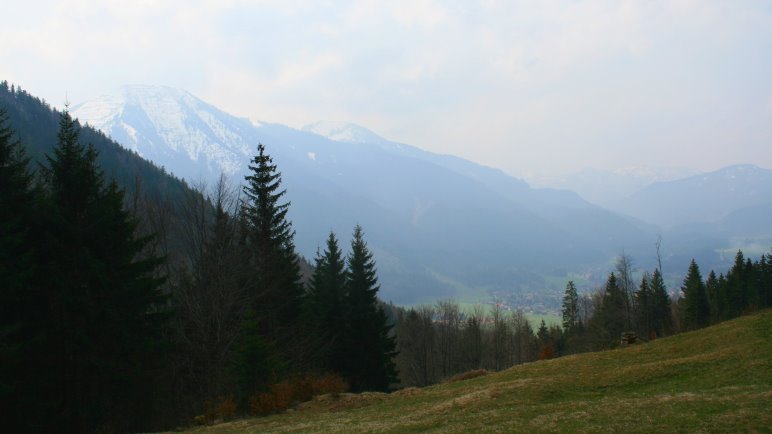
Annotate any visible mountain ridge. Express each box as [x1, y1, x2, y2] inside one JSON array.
[[70, 84, 769, 305], [611, 164, 772, 229]]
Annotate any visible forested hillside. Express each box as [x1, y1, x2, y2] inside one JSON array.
[[0, 83, 396, 432], [0, 82, 190, 204]]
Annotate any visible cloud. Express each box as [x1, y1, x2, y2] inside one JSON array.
[[4, 0, 772, 176]]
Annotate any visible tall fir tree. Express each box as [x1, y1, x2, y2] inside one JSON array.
[[760, 253, 771, 309], [634, 274, 653, 337], [593, 273, 628, 346], [0, 109, 38, 429], [240, 143, 303, 334], [705, 270, 721, 324], [32, 110, 168, 432], [342, 225, 398, 391], [680, 259, 710, 331], [306, 231, 348, 373], [235, 143, 304, 395], [725, 250, 748, 318], [649, 268, 672, 337], [561, 280, 579, 332]]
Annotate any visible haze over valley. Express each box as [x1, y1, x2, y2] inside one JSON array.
[[68, 85, 772, 309]]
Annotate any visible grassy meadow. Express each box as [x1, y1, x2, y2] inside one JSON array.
[[183, 310, 772, 433]]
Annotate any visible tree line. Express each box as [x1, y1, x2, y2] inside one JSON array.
[[0, 107, 396, 432], [388, 250, 770, 389], [560, 251, 770, 354]]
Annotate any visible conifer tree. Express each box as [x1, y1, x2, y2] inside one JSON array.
[[725, 250, 748, 318], [240, 143, 303, 335], [680, 259, 710, 331], [0, 109, 37, 427], [306, 231, 348, 373], [593, 273, 628, 346], [760, 253, 771, 309], [34, 110, 168, 432], [634, 274, 653, 337], [705, 270, 720, 324], [234, 143, 304, 396], [561, 280, 579, 332], [649, 268, 672, 337], [342, 225, 398, 391]]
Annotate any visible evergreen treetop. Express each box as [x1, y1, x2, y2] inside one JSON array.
[[681, 259, 710, 331], [561, 280, 579, 332], [649, 268, 672, 337], [306, 231, 348, 373], [343, 225, 398, 392]]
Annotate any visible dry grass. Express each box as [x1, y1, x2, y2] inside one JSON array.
[[441, 369, 489, 384], [182, 311, 772, 433]]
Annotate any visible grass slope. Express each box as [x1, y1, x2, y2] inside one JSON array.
[[187, 312, 772, 433]]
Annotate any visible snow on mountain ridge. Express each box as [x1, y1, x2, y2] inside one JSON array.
[[72, 85, 257, 180], [303, 121, 389, 145]]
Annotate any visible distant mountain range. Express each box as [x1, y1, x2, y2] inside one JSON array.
[[528, 166, 703, 206], [610, 164, 772, 229], [72, 85, 668, 305]]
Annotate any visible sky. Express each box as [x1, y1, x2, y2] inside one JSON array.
[[2, 0, 771, 180]]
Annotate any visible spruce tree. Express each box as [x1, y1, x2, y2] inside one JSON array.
[[235, 143, 303, 395], [35, 110, 168, 432], [760, 253, 771, 309], [634, 274, 653, 337], [705, 270, 720, 324], [725, 250, 747, 318], [680, 259, 710, 331], [306, 231, 348, 373], [649, 268, 672, 337], [0, 109, 37, 428], [342, 225, 398, 391], [240, 143, 303, 335], [594, 273, 627, 346], [561, 280, 579, 332]]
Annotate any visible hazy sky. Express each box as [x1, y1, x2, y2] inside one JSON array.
[[2, 0, 771, 179]]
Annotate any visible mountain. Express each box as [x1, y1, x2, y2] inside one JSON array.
[[72, 85, 661, 305], [528, 166, 703, 206], [303, 121, 390, 145], [611, 164, 772, 229], [0, 82, 192, 208]]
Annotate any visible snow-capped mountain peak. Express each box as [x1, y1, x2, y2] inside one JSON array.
[[72, 85, 257, 181], [302, 121, 389, 145]]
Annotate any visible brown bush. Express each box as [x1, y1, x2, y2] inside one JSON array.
[[248, 392, 276, 416], [538, 343, 555, 360], [290, 375, 315, 403], [247, 373, 350, 416], [197, 395, 238, 425], [310, 373, 349, 397], [214, 396, 237, 419], [270, 381, 294, 411]]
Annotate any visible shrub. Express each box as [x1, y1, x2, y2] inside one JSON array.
[[248, 392, 276, 416], [247, 373, 349, 416], [214, 396, 237, 420], [538, 343, 555, 360], [196, 396, 238, 425], [310, 373, 348, 397], [290, 375, 314, 403], [270, 381, 294, 411]]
